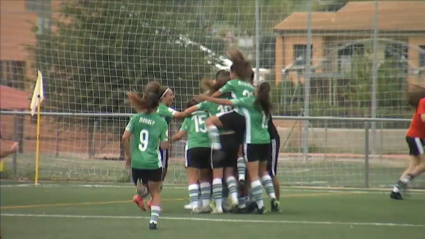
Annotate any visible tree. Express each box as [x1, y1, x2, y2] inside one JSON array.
[[28, 0, 226, 129]]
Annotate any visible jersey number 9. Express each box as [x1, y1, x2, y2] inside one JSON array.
[[139, 129, 149, 151]]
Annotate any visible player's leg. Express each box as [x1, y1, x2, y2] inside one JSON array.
[[245, 144, 267, 214], [205, 116, 223, 151], [236, 145, 246, 189], [131, 168, 149, 211], [192, 148, 212, 213], [391, 137, 424, 199], [222, 140, 239, 209], [160, 148, 169, 182], [217, 112, 247, 189], [269, 138, 281, 201], [147, 168, 163, 230], [258, 144, 280, 212], [211, 149, 225, 214], [185, 148, 200, 210]]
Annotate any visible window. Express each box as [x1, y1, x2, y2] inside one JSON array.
[[419, 46, 425, 67], [337, 44, 364, 73], [37, 17, 51, 35], [293, 44, 313, 66], [0, 61, 25, 89]]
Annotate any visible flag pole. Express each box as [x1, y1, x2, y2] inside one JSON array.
[[31, 70, 44, 185], [35, 95, 41, 185]]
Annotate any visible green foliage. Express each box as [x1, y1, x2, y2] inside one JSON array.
[[27, 0, 226, 130]]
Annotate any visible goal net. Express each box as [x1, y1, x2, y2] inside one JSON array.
[[1, 0, 425, 188]]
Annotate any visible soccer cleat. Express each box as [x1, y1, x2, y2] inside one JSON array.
[[149, 222, 157, 230], [245, 201, 258, 213], [390, 191, 404, 200], [271, 198, 281, 212], [184, 203, 193, 210], [211, 207, 223, 214], [133, 195, 146, 211], [192, 206, 211, 214], [256, 206, 269, 215], [235, 206, 250, 214]]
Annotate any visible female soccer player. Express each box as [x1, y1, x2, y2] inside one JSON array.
[[390, 86, 425, 200], [122, 85, 169, 230], [204, 50, 254, 186], [144, 82, 187, 182], [268, 115, 281, 210], [172, 98, 212, 213], [185, 76, 240, 213], [196, 81, 280, 214]]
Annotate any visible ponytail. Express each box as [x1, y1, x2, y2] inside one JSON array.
[[127, 92, 159, 114], [254, 81, 272, 116], [227, 49, 252, 81]]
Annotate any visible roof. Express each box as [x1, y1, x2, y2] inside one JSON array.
[[274, 1, 425, 33], [0, 85, 31, 110]]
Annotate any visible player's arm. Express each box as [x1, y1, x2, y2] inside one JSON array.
[[211, 81, 232, 98], [171, 118, 189, 142], [0, 142, 19, 159], [160, 121, 170, 150], [419, 99, 425, 122], [195, 95, 234, 106], [160, 106, 187, 119], [122, 117, 134, 165], [184, 105, 199, 115]]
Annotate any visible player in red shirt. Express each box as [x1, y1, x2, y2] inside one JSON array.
[[390, 88, 425, 200]]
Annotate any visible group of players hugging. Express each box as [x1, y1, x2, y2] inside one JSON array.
[[121, 49, 425, 230]]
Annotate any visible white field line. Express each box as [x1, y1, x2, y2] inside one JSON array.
[[1, 183, 425, 195], [2, 213, 425, 228]]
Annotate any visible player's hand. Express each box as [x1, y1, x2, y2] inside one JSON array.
[[8, 142, 19, 154], [124, 156, 131, 170]]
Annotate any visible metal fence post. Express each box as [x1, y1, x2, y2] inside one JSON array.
[[324, 119, 328, 161], [303, 0, 313, 162], [12, 114, 18, 177], [364, 121, 370, 188]]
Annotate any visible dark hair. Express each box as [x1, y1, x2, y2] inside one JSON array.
[[127, 92, 159, 114], [200, 70, 231, 95], [250, 71, 255, 84], [254, 81, 272, 116], [144, 81, 161, 96], [228, 49, 252, 81], [406, 84, 425, 109], [186, 97, 199, 108], [158, 86, 171, 100]]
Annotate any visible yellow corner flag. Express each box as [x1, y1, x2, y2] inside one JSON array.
[[30, 70, 45, 116], [30, 70, 44, 185]]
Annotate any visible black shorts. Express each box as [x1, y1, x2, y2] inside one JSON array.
[[212, 134, 239, 169], [159, 148, 169, 169], [268, 138, 280, 176], [406, 136, 425, 156], [186, 147, 211, 169], [218, 111, 245, 144], [132, 168, 163, 185], [244, 143, 270, 162]]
